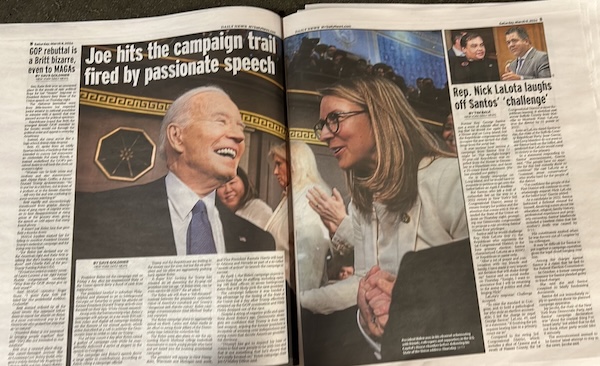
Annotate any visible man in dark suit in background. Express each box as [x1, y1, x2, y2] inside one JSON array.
[[502, 26, 551, 80], [73, 86, 275, 260], [447, 31, 466, 59]]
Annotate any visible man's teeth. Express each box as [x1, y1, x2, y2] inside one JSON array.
[[216, 148, 236, 158]]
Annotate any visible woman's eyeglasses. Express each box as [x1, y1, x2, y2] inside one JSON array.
[[313, 110, 366, 139]]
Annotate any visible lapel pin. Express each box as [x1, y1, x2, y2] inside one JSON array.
[[401, 213, 410, 223]]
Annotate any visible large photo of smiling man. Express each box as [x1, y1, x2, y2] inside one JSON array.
[[73, 86, 275, 259]]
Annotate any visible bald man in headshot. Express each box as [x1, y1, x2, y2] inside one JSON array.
[[502, 26, 551, 80], [73, 86, 275, 260]]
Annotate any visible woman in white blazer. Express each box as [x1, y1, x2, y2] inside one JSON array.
[[304, 76, 468, 340]]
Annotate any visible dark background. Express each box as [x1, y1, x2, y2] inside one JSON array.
[[2, 0, 530, 23]]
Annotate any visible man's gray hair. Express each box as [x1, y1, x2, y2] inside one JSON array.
[[158, 85, 229, 157]]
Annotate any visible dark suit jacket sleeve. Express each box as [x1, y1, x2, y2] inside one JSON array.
[[72, 178, 176, 260], [74, 179, 276, 259], [381, 238, 485, 362], [489, 60, 500, 81]]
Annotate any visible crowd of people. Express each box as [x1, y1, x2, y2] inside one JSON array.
[[287, 38, 450, 113]]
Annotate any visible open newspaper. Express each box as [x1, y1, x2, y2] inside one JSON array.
[[0, 1, 600, 366]]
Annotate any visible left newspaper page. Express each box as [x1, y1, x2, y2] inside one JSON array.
[[0, 7, 290, 366]]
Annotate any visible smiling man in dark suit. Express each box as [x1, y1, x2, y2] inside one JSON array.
[[73, 86, 275, 260], [449, 32, 500, 84]]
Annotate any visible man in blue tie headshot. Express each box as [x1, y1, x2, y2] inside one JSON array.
[[73, 86, 275, 260]]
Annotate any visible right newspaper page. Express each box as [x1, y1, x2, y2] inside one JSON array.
[[283, 1, 600, 365]]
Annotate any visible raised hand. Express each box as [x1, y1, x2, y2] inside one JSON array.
[[307, 186, 347, 237]]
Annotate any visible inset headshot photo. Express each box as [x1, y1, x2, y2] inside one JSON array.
[[446, 28, 500, 84], [497, 24, 551, 80]]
